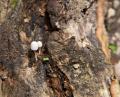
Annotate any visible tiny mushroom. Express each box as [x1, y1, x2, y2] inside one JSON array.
[[37, 41, 43, 55], [30, 41, 43, 61], [30, 41, 38, 51], [37, 41, 43, 48], [30, 41, 39, 61]]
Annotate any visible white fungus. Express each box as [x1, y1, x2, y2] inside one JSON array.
[[30, 41, 38, 51], [37, 41, 43, 48]]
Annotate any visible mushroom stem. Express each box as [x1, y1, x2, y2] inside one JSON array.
[[39, 48, 42, 55], [35, 52, 38, 61]]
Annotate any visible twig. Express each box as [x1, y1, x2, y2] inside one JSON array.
[[110, 79, 120, 97], [96, 0, 111, 63]]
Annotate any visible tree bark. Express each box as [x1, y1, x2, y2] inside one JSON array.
[[0, 0, 115, 97]]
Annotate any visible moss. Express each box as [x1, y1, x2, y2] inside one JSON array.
[[108, 43, 118, 54], [10, 0, 19, 9]]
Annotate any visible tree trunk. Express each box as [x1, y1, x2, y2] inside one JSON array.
[[0, 0, 115, 97]]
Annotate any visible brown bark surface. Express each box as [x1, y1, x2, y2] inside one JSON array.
[[0, 0, 115, 97]]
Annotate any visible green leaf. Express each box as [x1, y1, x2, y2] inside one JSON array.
[[43, 57, 49, 61], [10, 0, 19, 9]]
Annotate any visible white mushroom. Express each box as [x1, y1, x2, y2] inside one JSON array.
[[37, 41, 43, 55], [37, 41, 43, 48], [30, 41, 38, 61], [30, 41, 38, 51]]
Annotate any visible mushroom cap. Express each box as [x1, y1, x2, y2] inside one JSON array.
[[30, 41, 38, 51], [37, 41, 42, 47]]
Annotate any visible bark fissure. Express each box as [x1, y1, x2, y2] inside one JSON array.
[[42, 10, 74, 96]]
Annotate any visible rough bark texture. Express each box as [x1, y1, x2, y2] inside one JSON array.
[[0, 0, 114, 97]]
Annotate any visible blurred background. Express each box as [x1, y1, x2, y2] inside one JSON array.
[[106, 0, 120, 80]]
